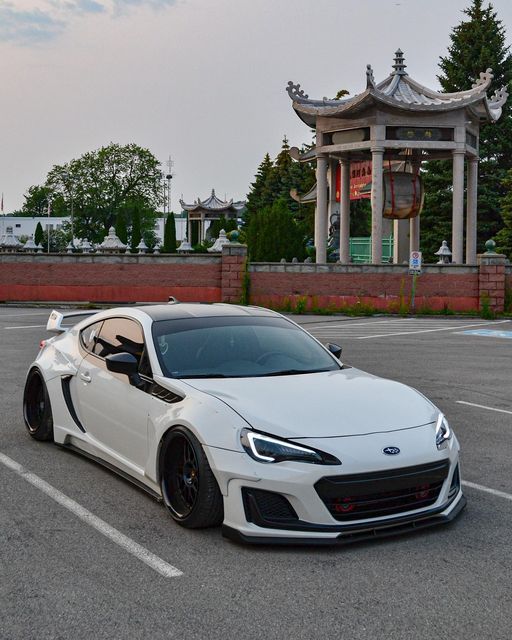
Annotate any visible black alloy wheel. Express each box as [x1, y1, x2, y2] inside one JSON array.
[[23, 369, 54, 442], [160, 426, 223, 529]]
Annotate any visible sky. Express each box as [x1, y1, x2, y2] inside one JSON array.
[[1, 0, 512, 213]]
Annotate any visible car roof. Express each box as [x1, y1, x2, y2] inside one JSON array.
[[138, 303, 281, 322]]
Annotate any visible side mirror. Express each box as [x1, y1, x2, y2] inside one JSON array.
[[105, 352, 143, 387], [326, 343, 342, 359]]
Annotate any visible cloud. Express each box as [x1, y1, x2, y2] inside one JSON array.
[[0, 0, 177, 46], [0, 3, 65, 44], [71, 0, 106, 14]]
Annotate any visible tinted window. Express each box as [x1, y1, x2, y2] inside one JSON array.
[[152, 316, 339, 379], [80, 321, 103, 353], [95, 318, 145, 363]]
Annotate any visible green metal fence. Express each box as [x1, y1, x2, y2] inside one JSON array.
[[349, 236, 394, 263]]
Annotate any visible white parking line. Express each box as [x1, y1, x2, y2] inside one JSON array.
[[357, 320, 509, 339], [0, 452, 183, 578], [462, 480, 512, 502], [4, 325, 47, 329], [456, 400, 512, 416], [0, 312, 50, 318]]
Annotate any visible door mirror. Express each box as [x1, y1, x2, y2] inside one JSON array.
[[105, 352, 143, 387], [326, 343, 342, 359]]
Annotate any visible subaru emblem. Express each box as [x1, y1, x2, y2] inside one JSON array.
[[383, 446, 400, 455]]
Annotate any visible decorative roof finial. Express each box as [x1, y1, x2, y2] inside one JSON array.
[[366, 64, 376, 89], [212, 188, 215, 197], [286, 80, 309, 101], [472, 68, 493, 90], [392, 48, 407, 75]]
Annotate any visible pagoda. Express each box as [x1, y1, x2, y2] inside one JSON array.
[[287, 50, 508, 264], [180, 189, 245, 243]]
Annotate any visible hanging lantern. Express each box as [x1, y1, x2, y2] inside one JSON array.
[[382, 171, 424, 219]]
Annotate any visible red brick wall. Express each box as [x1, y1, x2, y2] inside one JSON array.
[[0, 255, 222, 303], [0, 249, 506, 313], [221, 244, 247, 303], [249, 265, 480, 312]]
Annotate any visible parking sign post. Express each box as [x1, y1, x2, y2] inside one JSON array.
[[409, 251, 422, 311]]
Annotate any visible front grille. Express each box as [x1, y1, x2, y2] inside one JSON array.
[[242, 488, 298, 524], [315, 461, 450, 522]]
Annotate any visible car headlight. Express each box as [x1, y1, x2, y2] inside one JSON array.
[[240, 428, 340, 465], [435, 413, 452, 449]]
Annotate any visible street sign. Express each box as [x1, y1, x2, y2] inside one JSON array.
[[409, 250, 422, 275]]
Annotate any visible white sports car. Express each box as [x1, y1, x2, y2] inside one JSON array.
[[23, 303, 465, 544]]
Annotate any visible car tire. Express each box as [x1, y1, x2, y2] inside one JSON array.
[[160, 426, 224, 529], [23, 368, 54, 442]]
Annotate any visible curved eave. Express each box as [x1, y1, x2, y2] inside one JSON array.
[[182, 205, 237, 214], [469, 99, 503, 123], [290, 185, 316, 204], [404, 76, 489, 102], [293, 89, 495, 122]]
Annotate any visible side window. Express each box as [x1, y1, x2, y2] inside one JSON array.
[[80, 321, 103, 354], [95, 318, 145, 364]]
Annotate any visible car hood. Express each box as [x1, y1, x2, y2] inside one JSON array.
[[184, 367, 438, 438]]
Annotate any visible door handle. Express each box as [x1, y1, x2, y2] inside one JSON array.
[[79, 372, 92, 383]]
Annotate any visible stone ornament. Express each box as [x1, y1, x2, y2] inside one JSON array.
[[98, 227, 127, 253]]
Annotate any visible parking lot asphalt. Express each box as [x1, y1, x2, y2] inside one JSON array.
[[1, 307, 511, 640]]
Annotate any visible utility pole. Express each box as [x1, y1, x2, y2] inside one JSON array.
[[165, 156, 174, 215]]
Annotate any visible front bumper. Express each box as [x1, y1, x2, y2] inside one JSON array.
[[204, 424, 466, 545], [222, 490, 466, 545]]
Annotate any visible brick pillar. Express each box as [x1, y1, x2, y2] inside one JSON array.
[[478, 252, 507, 313], [221, 243, 248, 303]]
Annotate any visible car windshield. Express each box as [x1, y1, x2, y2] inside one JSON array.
[[152, 315, 340, 379]]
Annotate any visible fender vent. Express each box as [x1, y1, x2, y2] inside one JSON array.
[[151, 384, 183, 404], [61, 376, 86, 433]]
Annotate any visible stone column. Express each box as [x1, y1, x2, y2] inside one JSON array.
[[200, 212, 206, 242], [452, 150, 465, 264], [393, 219, 409, 264], [466, 157, 478, 264], [316, 154, 329, 263], [409, 215, 420, 254], [187, 215, 192, 243], [478, 250, 506, 313], [371, 147, 384, 264], [339, 158, 351, 263], [221, 243, 248, 303]]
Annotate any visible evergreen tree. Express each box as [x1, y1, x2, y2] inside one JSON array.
[[247, 198, 306, 262], [209, 215, 237, 239], [163, 212, 177, 253], [34, 222, 44, 246], [244, 153, 274, 227], [495, 170, 512, 257], [190, 220, 199, 246], [244, 138, 315, 243], [421, 0, 512, 260], [115, 213, 128, 245]]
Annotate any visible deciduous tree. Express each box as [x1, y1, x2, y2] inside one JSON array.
[[44, 143, 163, 244]]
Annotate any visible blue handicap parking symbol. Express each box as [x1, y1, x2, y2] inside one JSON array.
[[461, 329, 512, 339]]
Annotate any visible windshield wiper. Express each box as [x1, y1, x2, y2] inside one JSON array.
[[178, 373, 228, 379], [262, 368, 333, 377]]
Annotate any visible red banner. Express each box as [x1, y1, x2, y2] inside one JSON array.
[[335, 161, 372, 202]]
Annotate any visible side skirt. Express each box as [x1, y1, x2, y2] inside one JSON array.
[[57, 442, 162, 502]]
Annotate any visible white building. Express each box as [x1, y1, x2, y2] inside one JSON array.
[[0, 215, 188, 244]]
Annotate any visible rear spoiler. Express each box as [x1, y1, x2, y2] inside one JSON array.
[[46, 309, 99, 334]]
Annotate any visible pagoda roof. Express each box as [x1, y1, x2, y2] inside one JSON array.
[[287, 50, 508, 127], [180, 189, 246, 213], [290, 184, 316, 204]]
